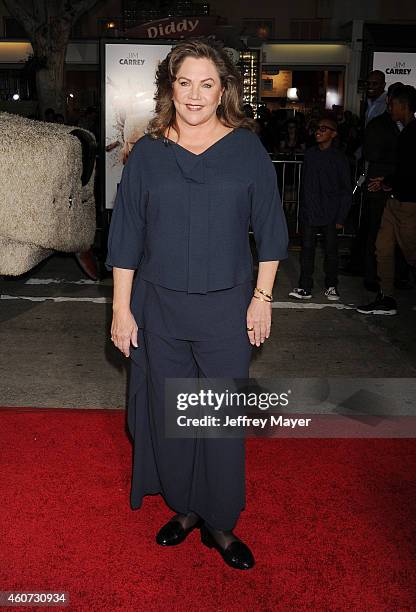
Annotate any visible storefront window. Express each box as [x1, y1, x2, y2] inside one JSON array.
[[261, 68, 345, 113]]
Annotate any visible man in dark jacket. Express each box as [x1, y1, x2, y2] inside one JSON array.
[[365, 70, 387, 126], [362, 82, 402, 290], [289, 116, 352, 301], [357, 85, 416, 315]]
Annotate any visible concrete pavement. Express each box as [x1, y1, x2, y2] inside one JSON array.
[[1, 248, 415, 409]]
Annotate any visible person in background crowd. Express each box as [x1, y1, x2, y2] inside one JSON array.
[[289, 116, 352, 301], [343, 71, 390, 276], [294, 112, 307, 145], [242, 103, 255, 119], [44, 108, 55, 122], [365, 71, 387, 126], [255, 104, 274, 152], [357, 85, 416, 315], [268, 108, 288, 151], [305, 107, 321, 148], [337, 110, 361, 158], [361, 82, 403, 292], [278, 119, 306, 155]]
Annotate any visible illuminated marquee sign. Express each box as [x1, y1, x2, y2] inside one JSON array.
[[125, 16, 218, 40]]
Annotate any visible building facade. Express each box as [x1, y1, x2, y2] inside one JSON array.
[[1, 0, 416, 118]]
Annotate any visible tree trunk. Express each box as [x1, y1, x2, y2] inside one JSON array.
[[35, 52, 66, 116], [4, 1, 100, 118], [32, 16, 72, 117]]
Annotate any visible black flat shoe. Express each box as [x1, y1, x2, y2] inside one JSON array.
[[200, 523, 255, 570], [156, 515, 203, 546]]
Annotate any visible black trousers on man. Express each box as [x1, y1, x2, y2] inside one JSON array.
[[364, 190, 387, 285], [299, 222, 339, 292]]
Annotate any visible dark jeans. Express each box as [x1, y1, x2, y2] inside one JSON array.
[[364, 190, 388, 284], [299, 222, 339, 292]]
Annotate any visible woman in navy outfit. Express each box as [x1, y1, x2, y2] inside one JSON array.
[[106, 38, 288, 570]]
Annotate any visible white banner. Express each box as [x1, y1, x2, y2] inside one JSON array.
[[372, 52, 416, 89], [104, 43, 172, 209]]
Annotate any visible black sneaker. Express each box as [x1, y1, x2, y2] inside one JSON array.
[[289, 288, 312, 300], [356, 293, 397, 315]]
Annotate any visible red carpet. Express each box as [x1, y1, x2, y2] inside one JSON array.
[[1, 408, 415, 611]]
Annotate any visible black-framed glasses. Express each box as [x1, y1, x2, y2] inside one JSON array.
[[316, 125, 336, 133]]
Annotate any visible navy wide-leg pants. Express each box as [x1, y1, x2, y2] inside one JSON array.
[[127, 328, 252, 531]]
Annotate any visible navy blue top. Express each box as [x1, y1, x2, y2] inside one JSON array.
[[106, 127, 288, 294], [130, 276, 255, 340], [299, 145, 352, 226]]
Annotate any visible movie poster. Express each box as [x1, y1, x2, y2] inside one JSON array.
[[373, 52, 416, 90], [104, 42, 172, 209]]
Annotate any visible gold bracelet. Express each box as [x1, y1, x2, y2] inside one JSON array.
[[255, 287, 273, 300], [253, 294, 272, 303]]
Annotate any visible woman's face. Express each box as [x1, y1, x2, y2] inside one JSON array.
[[172, 56, 224, 128]]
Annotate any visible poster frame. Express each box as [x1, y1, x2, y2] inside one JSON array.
[[99, 38, 174, 238], [372, 50, 416, 89]]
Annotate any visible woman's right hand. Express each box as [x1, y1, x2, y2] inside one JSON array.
[[111, 308, 138, 358]]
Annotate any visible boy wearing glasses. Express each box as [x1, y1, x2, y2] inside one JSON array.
[[289, 117, 352, 301]]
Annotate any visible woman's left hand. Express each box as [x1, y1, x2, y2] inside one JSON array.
[[246, 297, 272, 347]]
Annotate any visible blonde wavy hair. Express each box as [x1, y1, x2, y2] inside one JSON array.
[[146, 37, 258, 139]]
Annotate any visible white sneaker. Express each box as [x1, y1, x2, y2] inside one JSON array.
[[289, 288, 312, 300], [324, 287, 340, 301]]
